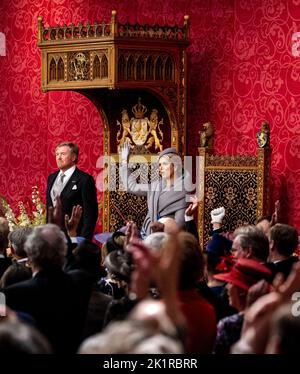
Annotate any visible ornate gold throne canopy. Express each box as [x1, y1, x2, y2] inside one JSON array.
[[37, 11, 190, 231]]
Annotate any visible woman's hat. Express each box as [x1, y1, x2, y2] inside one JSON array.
[[158, 147, 179, 159], [105, 231, 126, 253], [214, 258, 271, 291], [94, 226, 127, 249]]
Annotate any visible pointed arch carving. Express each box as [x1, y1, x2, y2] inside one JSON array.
[[57, 57, 64, 81], [93, 55, 100, 78], [136, 56, 145, 80], [101, 54, 108, 78], [49, 58, 56, 81], [127, 55, 135, 80], [118, 54, 126, 80], [165, 56, 173, 81], [155, 56, 163, 80], [146, 56, 154, 80]]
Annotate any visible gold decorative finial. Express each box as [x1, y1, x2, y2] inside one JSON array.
[[183, 15, 189, 38], [111, 10, 118, 36], [37, 16, 43, 43]]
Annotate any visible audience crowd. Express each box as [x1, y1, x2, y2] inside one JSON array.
[[0, 196, 299, 355]]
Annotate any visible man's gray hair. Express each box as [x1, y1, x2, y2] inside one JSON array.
[[24, 224, 67, 269], [8, 226, 33, 258], [233, 225, 269, 262], [78, 319, 183, 354], [144, 232, 169, 253]]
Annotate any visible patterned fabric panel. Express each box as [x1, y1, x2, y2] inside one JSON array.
[[108, 162, 159, 232], [203, 170, 258, 247]]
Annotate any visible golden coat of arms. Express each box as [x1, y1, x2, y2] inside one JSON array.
[[117, 98, 163, 152]]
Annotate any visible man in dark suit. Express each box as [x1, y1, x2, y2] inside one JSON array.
[[267, 223, 299, 280], [3, 224, 88, 353], [46, 142, 98, 240]]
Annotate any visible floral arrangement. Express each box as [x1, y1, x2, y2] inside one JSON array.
[[0, 186, 46, 230]]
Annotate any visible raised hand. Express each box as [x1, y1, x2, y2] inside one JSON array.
[[238, 262, 300, 354], [120, 140, 130, 163], [270, 200, 280, 226], [185, 195, 199, 217], [125, 221, 140, 246], [126, 238, 158, 300], [64, 205, 83, 237], [210, 206, 225, 224]]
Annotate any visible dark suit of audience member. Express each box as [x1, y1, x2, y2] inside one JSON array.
[[63, 236, 111, 340], [0, 227, 34, 287], [46, 142, 98, 240], [267, 256, 298, 280], [267, 223, 299, 280], [0, 257, 11, 280], [3, 224, 86, 353], [0, 262, 32, 288], [185, 218, 199, 242]]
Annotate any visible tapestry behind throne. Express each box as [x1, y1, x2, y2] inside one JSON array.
[[203, 169, 259, 245], [198, 145, 271, 249], [108, 161, 159, 231]]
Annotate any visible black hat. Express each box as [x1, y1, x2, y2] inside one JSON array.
[[106, 231, 126, 253]]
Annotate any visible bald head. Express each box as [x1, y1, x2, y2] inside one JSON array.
[[158, 217, 180, 235]]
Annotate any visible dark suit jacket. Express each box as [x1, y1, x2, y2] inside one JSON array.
[[3, 269, 85, 353], [185, 219, 199, 242], [267, 256, 299, 280], [0, 256, 12, 279], [46, 167, 98, 240]]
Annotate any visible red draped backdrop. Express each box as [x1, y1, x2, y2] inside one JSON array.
[[0, 0, 300, 231]]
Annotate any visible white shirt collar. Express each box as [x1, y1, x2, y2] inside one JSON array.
[[59, 165, 76, 178]]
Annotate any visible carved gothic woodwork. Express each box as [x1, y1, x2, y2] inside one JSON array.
[[37, 11, 190, 231], [198, 133, 272, 250]]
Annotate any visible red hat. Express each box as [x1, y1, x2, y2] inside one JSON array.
[[214, 258, 271, 291]]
